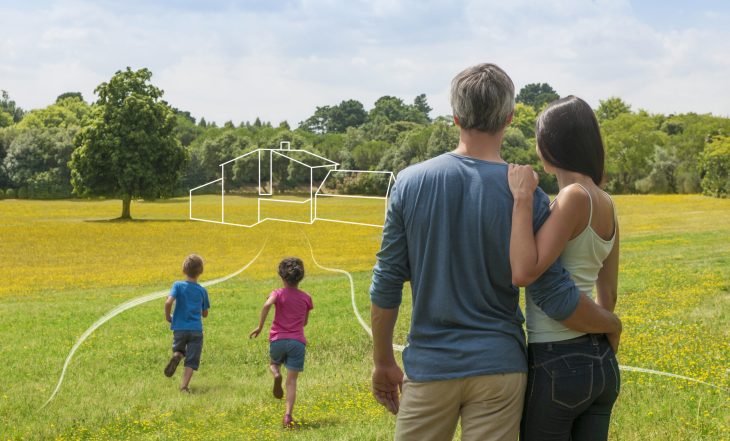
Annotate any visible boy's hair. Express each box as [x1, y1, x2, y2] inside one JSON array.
[[278, 257, 304, 286], [183, 254, 204, 278]]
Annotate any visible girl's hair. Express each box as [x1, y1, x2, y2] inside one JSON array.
[[183, 254, 204, 278], [278, 257, 304, 286], [536, 95, 605, 185]]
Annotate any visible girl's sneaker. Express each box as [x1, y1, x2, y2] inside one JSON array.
[[282, 413, 294, 428]]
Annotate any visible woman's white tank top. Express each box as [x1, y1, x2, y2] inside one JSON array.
[[526, 184, 617, 343]]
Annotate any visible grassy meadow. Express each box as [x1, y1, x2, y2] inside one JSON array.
[[0, 194, 728, 440]]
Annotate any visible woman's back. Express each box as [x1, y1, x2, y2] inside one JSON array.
[[526, 183, 617, 343]]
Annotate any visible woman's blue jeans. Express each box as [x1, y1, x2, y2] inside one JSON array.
[[520, 334, 620, 441]]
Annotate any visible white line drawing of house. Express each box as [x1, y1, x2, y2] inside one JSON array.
[[189, 141, 396, 228]]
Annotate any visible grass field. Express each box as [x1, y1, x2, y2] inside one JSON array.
[[0, 194, 728, 440]]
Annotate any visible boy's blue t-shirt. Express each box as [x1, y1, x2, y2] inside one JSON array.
[[170, 281, 210, 332]]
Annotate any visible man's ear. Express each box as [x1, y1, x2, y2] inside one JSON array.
[[505, 111, 514, 126], [453, 115, 460, 127]]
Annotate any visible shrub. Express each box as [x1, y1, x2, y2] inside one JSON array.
[[5, 188, 16, 199], [700, 136, 730, 198]]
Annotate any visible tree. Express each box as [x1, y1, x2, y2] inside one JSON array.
[[512, 103, 537, 138], [0, 111, 12, 128], [15, 96, 90, 130], [299, 105, 332, 133], [602, 112, 667, 192], [595, 97, 631, 122], [299, 99, 367, 133], [413, 94, 432, 122], [331, 99, 368, 131], [56, 92, 84, 103], [4, 129, 75, 198], [700, 136, 730, 198], [425, 121, 457, 158], [369, 96, 428, 125], [516, 83, 559, 110], [635, 146, 679, 194], [70, 67, 187, 219], [1, 90, 24, 124], [0, 127, 18, 188]]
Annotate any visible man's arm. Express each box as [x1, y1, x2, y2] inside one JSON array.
[[371, 304, 403, 415], [560, 293, 622, 334], [369, 181, 408, 414]]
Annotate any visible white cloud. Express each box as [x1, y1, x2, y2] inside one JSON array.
[[1, 0, 728, 123]]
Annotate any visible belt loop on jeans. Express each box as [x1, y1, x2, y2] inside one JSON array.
[[590, 334, 599, 346]]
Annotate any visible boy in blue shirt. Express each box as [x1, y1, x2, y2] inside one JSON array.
[[164, 254, 210, 392]]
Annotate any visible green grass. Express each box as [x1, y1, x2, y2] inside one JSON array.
[[0, 195, 728, 440]]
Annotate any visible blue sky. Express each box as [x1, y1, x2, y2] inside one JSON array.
[[1, 0, 728, 125]]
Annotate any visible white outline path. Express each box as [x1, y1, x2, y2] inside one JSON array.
[[304, 233, 401, 353], [42, 241, 268, 409]]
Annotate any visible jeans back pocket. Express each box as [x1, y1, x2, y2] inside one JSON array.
[[551, 364, 593, 409]]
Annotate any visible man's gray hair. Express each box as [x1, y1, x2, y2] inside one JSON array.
[[450, 63, 515, 133]]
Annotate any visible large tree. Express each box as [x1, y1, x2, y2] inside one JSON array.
[[1, 90, 24, 126], [299, 99, 367, 133], [595, 97, 631, 122], [70, 67, 187, 219], [516, 83, 559, 110]]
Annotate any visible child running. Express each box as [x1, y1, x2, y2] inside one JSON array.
[[164, 254, 210, 393], [250, 257, 313, 428]]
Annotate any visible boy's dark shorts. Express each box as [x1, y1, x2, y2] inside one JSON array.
[[269, 339, 306, 371], [172, 331, 204, 370]]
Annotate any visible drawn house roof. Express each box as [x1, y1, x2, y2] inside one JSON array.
[[189, 141, 395, 228]]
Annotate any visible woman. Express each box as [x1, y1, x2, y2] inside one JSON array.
[[508, 96, 620, 441]]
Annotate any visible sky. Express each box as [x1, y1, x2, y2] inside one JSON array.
[[1, 0, 728, 125]]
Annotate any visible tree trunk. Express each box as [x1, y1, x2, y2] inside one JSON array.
[[121, 195, 132, 220]]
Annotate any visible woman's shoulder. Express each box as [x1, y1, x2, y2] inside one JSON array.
[[554, 183, 591, 211]]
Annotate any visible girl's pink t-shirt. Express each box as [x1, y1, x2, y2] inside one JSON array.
[[268, 287, 314, 344]]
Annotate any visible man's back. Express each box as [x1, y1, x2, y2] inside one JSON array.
[[371, 152, 545, 381]]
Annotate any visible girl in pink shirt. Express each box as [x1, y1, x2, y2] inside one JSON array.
[[250, 257, 313, 428]]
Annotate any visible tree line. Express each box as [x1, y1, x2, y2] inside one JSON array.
[[0, 69, 728, 218]]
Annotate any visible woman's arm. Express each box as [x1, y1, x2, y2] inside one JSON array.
[[596, 223, 621, 353], [595, 223, 619, 312], [508, 165, 589, 286]]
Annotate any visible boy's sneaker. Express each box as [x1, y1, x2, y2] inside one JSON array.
[[273, 374, 283, 399], [283, 413, 294, 428], [164, 353, 183, 377]]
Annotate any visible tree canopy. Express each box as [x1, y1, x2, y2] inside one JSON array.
[[516, 83, 559, 110], [69, 67, 187, 218], [2, 72, 728, 201]]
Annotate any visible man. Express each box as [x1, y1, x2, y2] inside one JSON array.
[[370, 63, 622, 441]]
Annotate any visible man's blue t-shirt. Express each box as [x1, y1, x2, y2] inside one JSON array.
[[370, 153, 579, 382], [170, 281, 210, 332]]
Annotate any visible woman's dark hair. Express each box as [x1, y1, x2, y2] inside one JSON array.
[[278, 257, 304, 286], [536, 95, 605, 185]]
